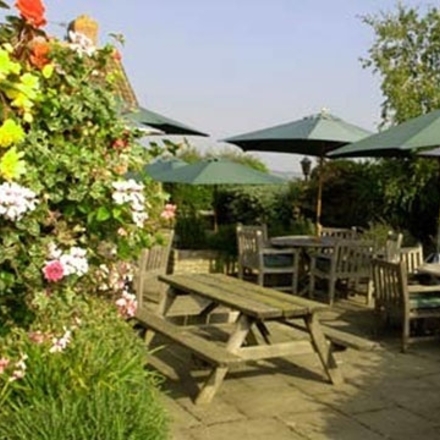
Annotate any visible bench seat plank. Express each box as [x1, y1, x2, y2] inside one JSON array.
[[136, 308, 243, 367]]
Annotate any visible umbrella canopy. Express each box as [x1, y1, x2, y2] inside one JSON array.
[[329, 108, 440, 262], [154, 158, 286, 231], [124, 106, 208, 137], [224, 111, 371, 156], [224, 110, 372, 231], [154, 158, 286, 185], [329, 109, 440, 158], [144, 158, 188, 180]]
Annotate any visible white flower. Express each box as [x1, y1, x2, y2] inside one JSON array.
[[0, 182, 38, 221], [68, 31, 96, 57], [49, 329, 72, 353], [112, 179, 148, 228]]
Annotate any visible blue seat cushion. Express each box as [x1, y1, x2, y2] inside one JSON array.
[[263, 254, 293, 268], [315, 256, 331, 272], [409, 294, 440, 309]]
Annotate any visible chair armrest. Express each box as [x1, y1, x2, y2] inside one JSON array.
[[309, 253, 332, 262], [262, 247, 298, 256], [408, 284, 440, 294]]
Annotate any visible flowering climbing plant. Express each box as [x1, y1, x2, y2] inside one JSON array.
[[0, 0, 174, 334], [0, 3, 173, 434]]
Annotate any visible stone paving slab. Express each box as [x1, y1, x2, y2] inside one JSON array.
[[149, 295, 440, 439]]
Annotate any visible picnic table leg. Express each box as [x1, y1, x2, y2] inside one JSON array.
[[144, 288, 177, 345], [195, 313, 253, 405], [304, 313, 343, 386]]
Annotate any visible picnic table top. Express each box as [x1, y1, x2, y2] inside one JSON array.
[[159, 273, 329, 320], [417, 263, 440, 277]]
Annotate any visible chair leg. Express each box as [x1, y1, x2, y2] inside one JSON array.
[[366, 279, 374, 307], [292, 271, 298, 295], [238, 264, 244, 280], [309, 274, 315, 298], [402, 316, 410, 353], [328, 278, 336, 306]]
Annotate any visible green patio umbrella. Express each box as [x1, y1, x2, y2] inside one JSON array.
[[154, 158, 286, 230], [124, 106, 208, 137], [328, 109, 440, 158], [224, 110, 371, 232], [144, 158, 188, 180], [329, 108, 440, 261]]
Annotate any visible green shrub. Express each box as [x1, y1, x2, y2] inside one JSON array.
[[174, 208, 208, 249], [0, 295, 169, 440]]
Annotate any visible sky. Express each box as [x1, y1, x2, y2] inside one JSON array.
[[40, 0, 433, 174]]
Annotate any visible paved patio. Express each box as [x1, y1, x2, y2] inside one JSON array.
[[147, 296, 440, 440]]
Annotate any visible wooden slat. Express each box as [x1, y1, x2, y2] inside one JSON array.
[[237, 340, 314, 361], [136, 309, 243, 366], [165, 273, 328, 319], [199, 273, 329, 317], [159, 274, 283, 319], [281, 320, 379, 352]]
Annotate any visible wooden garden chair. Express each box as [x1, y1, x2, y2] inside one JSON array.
[[319, 226, 358, 240], [236, 224, 301, 294], [134, 229, 174, 308], [309, 239, 375, 305], [400, 244, 424, 279], [371, 258, 440, 352]]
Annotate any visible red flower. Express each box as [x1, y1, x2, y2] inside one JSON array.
[[112, 49, 122, 62], [29, 37, 50, 69], [43, 260, 64, 282], [112, 138, 128, 150], [15, 0, 47, 28]]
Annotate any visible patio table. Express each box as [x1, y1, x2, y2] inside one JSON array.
[[137, 273, 342, 404], [270, 235, 339, 249], [270, 235, 340, 295]]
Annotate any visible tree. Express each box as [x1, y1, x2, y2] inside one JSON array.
[[360, 4, 440, 247], [362, 4, 440, 126]]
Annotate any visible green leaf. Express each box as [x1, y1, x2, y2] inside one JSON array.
[[96, 206, 111, 222]]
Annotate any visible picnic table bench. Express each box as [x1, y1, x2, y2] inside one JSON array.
[[135, 273, 375, 404]]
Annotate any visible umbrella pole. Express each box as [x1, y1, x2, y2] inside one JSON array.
[[213, 184, 218, 233], [435, 158, 440, 261], [315, 156, 324, 235]]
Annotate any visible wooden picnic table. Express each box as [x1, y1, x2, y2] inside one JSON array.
[[136, 273, 343, 404], [417, 263, 440, 278]]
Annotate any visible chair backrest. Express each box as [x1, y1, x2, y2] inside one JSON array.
[[371, 258, 407, 311], [320, 226, 357, 240], [332, 239, 375, 276], [385, 231, 403, 262], [236, 224, 266, 270], [236, 223, 268, 243], [135, 229, 174, 308], [400, 244, 424, 275]]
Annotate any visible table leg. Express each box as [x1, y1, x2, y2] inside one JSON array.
[[195, 313, 253, 405], [304, 313, 343, 386]]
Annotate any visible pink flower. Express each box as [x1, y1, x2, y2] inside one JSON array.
[[160, 203, 177, 221], [115, 291, 137, 318], [29, 331, 46, 344], [43, 260, 64, 282], [0, 357, 10, 374]]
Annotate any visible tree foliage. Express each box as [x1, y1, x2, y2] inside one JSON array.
[[358, 4, 440, 248], [361, 4, 440, 126]]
